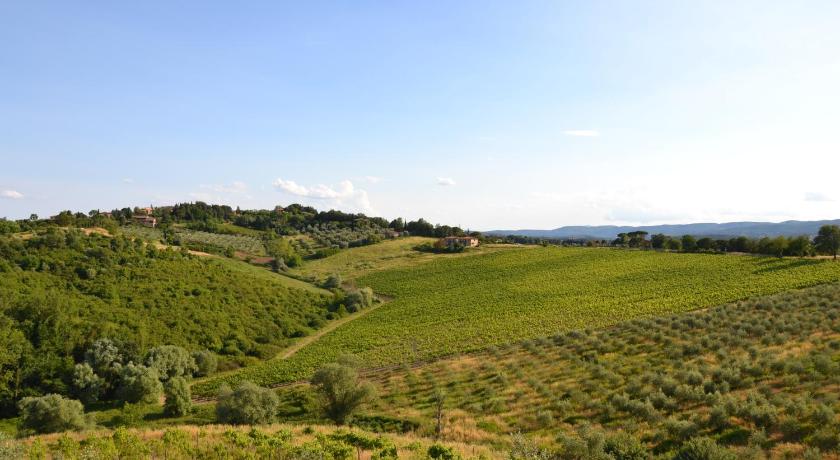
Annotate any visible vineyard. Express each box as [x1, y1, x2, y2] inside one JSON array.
[[357, 282, 840, 456], [194, 247, 840, 396]]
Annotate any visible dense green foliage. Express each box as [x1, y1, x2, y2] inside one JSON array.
[[216, 382, 280, 425], [368, 282, 840, 456], [311, 357, 376, 425], [18, 394, 88, 434], [0, 229, 331, 414], [196, 247, 840, 395], [163, 377, 192, 417]]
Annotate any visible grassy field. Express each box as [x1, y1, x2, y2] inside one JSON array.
[[292, 236, 519, 282], [355, 282, 840, 457], [1, 422, 501, 460], [195, 247, 840, 396]]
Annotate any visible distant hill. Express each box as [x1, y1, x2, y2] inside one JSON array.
[[485, 219, 840, 240]]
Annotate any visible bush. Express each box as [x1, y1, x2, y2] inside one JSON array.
[[163, 377, 192, 417], [323, 273, 342, 289], [345, 287, 375, 313], [675, 437, 736, 460], [116, 363, 163, 404], [145, 345, 196, 380], [192, 350, 218, 377], [604, 432, 647, 460], [216, 381, 279, 425], [428, 443, 461, 460], [18, 394, 88, 434]]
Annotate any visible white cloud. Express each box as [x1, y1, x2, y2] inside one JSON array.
[[1, 190, 23, 199], [122, 178, 134, 184], [363, 176, 383, 184], [804, 191, 833, 202], [437, 177, 456, 186], [563, 130, 600, 137], [273, 178, 374, 214]]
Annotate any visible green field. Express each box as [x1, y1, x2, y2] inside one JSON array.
[[292, 236, 517, 282], [195, 247, 840, 395]]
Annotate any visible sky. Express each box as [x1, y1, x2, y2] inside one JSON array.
[[1, 1, 839, 230]]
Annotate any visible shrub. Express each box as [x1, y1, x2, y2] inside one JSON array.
[[603, 432, 647, 460], [345, 287, 375, 313], [675, 437, 736, 460], [145, 345, 196, 381], [163, 377, 192, 417], [192, 350, 218, 377], [18, 394, 88, 434], [323, 273, 342, 289], [428, 443, 461, 460], [216, 381, 279, 425], [116, 363, 163, 404]]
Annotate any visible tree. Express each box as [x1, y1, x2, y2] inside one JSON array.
[[681, 235, 697, 252], [163, 377, 192, 417], [84, 338, 123, 379], [116, 363, 163, 404], [651, 234, 668, 250], [786, 235, 813, 257], [323, 273, 342, 290], [433, 388, 446, 441], [71, 363, 105, 405], [145, 345, 196, 381], [18, 395, 88, 434], [192, 350, 218, 377], [311, 357, 376, 425], [815, 225, 840, 260], [215, 381, 279, 425]]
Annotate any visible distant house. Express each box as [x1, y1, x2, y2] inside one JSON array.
[[100, 211, 113, 218], [437, 236, 479, 249], [136, 206, 154, 216], [132, 215, 157, 228]]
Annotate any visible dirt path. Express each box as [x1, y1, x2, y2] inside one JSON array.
[[277, 294, 392, 360]]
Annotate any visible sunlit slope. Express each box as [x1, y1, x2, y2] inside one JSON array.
[[195, 248, 840, 394]]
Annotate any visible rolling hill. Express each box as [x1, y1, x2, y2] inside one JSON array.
[[486, 219, 840, 240]]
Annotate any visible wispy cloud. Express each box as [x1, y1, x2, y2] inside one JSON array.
[[1, 190, 23, 199], [273, 178, 374, 214], [804, 191, 833, 202], [437, 177, 456, 186], [202, 181, 248, 195], [563, 130, 600, 137], [122, 178, 134, 184], [363, 176, 383, 184]]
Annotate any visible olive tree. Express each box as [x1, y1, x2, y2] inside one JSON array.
[[311, 356, 375, 425], [215, 381, 279, 425], [116, 363, 163, 404], [191, 350, 218, 377], [18, 394, 88, 434], [163, 377, 192, 417], [71, 363, 105, 405], [145, 345, 196, 381]]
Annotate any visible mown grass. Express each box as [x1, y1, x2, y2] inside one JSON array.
[[195, 248, 840, 396], [292, 236, 517, 282]]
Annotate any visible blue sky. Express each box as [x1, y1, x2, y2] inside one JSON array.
[[2, 1, 839, 229]]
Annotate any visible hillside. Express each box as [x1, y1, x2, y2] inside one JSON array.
[[0, 229, 332, 414], [487, 219, 840, 240], [195, 247, 840, 395], [352, 282, 840, 456]]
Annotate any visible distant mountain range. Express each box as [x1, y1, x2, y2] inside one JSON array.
[[485, 219, 840, 240]]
